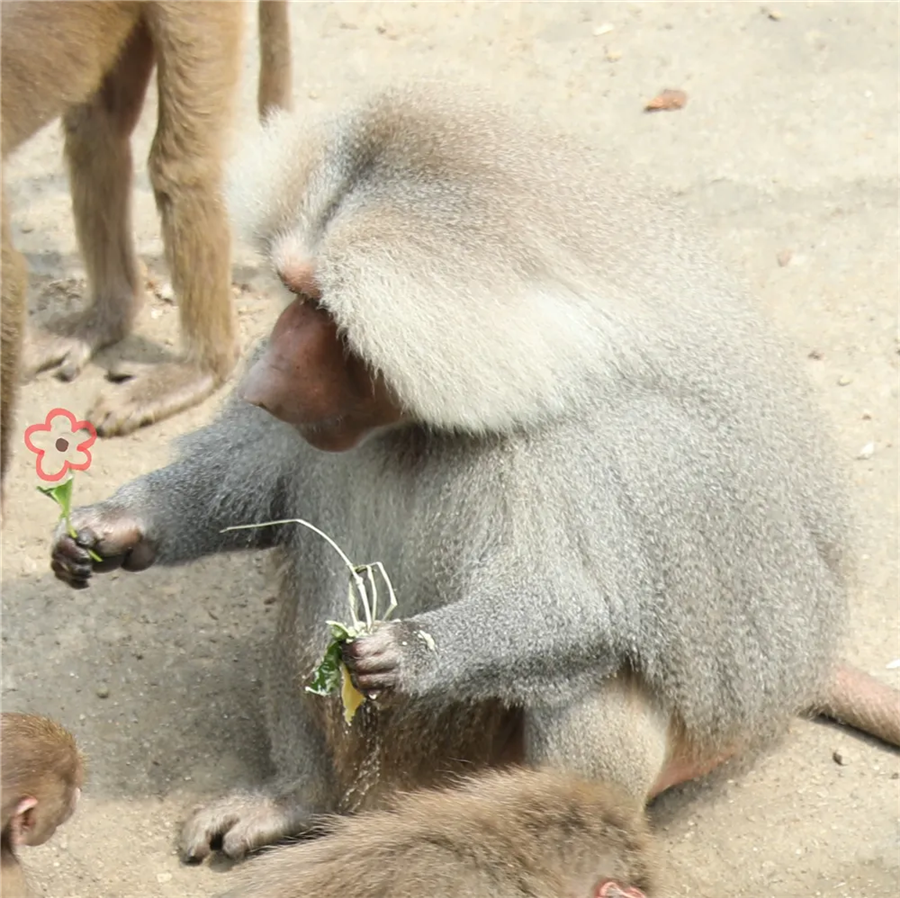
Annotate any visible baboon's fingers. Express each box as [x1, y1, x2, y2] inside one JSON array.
[[50, 506, 154, 588], [817, 662, 900, 748], [86, 361, 219, 437]]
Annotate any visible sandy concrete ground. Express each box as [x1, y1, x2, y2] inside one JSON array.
[[2, 2, 898, 896]]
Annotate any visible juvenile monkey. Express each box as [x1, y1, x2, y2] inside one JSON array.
[[50, 84, 900, 892], [1, 712, 84, 898], [221, 769, 659, 898], [0, 0, 293, 488]]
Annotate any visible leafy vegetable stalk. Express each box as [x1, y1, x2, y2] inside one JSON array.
[[38, 476, 102, 562], [221, 518, 402, 725]]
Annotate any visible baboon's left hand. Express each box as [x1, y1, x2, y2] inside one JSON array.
[[341, 620, 434, 700]]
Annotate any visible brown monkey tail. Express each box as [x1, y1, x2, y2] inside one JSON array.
[[256, 0, 293, 121], [816, 662, 900, 748], [219, 768, 661, 898]]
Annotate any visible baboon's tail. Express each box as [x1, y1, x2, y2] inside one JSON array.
[[219, 768, 660, 898], [816, 662, 900, 748]]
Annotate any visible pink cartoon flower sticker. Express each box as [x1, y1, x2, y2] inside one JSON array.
[[23, 408, 96, 482]]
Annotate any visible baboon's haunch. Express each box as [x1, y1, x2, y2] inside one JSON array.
[[1, 712, 84, 898], [50, 84, 900, 895], [0, 0, 292, 492]]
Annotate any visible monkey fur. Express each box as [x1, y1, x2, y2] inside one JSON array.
[[220, 769, 659, 898], [50, 84, 900, 893], [1, 712, 84, 898], [0, 0, 293, 491]]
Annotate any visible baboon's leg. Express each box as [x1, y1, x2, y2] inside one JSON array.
[[86, 1, 244, 437], [524, 675, 671, 808], [526, 673, 740, 805], [23, 23, 155, 385], [258, 0, 292, 121], [1, 190, 28, 495]]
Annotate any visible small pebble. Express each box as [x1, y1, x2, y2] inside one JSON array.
[[837, 374, 852, 386], [96, 685, 110, 699], [856, 442, 875, 460], [832, 749, 847, 766]]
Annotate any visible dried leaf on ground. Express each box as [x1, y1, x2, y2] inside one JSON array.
[[645, 89, 688, 112]]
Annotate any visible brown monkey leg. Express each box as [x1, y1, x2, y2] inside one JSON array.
[[817, 662, 900, 748], [257, 0, 292, 120], [85, 1, 244, 437], [1, 191, 28, 495], [23, 23, 155, 387]]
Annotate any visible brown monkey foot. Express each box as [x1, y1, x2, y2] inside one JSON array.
[[22, 310, 133, 383], [87, 361, 224, 437], [180, 790, 313, 863]]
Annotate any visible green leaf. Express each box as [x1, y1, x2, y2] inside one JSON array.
[[56, 477, 74, 517], [37, 477, 102, 563], [305, 639, 344, 697], [326, 620, 359, 642]]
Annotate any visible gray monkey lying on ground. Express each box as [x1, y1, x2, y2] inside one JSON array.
[[50, 83, 900, 897]]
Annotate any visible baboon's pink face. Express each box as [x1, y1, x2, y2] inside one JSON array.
[[241, 265, 405, 452]]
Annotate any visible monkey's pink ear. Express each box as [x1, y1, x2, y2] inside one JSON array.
[[594, 880, 647, 898], [10, 797, 38, 845]]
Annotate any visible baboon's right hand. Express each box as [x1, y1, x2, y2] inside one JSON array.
[[51, 506, 157, 589]]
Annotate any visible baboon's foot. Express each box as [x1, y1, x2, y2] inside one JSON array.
[[23, 310, 130, 383], [87, 360, 224, 436], [180, 789, 312, 863]]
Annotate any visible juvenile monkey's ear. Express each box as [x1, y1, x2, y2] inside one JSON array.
[[9, 797, 38, 845], [594, 881, 647, 898]]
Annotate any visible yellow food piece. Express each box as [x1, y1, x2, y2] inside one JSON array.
[[340, 662, 366, 725]]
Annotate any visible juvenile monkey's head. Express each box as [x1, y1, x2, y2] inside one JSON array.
[[0, 713, 84, 850]]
